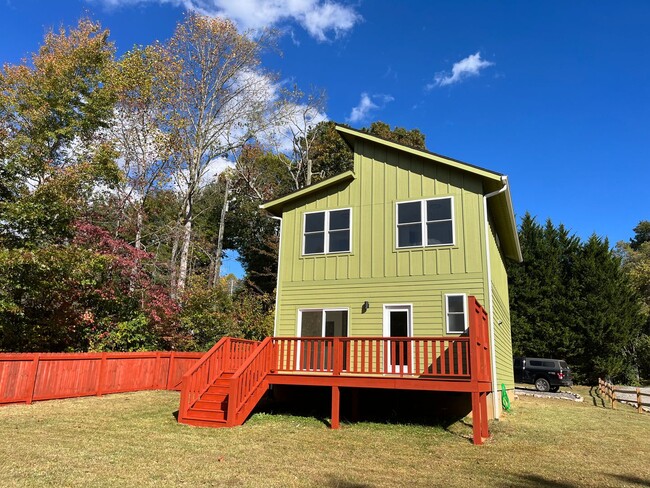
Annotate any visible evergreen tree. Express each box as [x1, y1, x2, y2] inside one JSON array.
[[508, 214, 644, 383]]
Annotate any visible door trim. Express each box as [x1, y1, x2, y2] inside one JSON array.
[[382, 304, 413, 373]]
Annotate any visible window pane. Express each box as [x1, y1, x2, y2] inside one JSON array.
[[397, 202, 421, 224], [304, 232, 325, 254], [329, 209, 349, 230], [427, 221, 453, 245], [427, 198, 452, 221], [448, 295, 465, 313], [448, 313, 465, 332], [301, 311, 322, 336], [398, 224, 422, 247], [325, 310, 348, 336], [329, 230, 350, 252], [305, 212, 325, 232]]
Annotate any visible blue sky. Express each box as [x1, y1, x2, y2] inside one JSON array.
[[2, 1, 649, 276]]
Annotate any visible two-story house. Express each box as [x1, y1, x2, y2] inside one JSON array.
[[178, 125, 521, 445]]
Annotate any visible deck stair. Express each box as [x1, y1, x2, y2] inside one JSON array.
[[180, 371, 233, 427], [178, 337, 274, 428]]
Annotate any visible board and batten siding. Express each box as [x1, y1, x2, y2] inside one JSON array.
[[275, 138, 491, 337]]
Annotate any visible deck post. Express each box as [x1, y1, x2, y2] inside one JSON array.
[[471, 391, 483, 445], [331, 386, 340, 429], [480, 392, 489, 439]]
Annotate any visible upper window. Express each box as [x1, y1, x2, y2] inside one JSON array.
[[303, 209, 351, 255], [396, 197, 454, 248], [445, 294, 467, 333]]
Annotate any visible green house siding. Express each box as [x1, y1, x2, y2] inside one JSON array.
[[277, 277, 486, 337], [276, 138, 493, 338], [488, 219, 515, 391], [264, 128, 522, 420]]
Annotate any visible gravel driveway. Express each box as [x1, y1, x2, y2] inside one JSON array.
[[514, 386, 583, 402]]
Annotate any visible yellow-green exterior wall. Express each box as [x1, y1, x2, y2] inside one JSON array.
[[488, 218, 515, 391], [274, 138, 513, 389]]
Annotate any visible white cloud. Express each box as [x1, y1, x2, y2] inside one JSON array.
[[428, 52, 494, 88], [347, 93, 394, 124], [88, 0, 361, 41]]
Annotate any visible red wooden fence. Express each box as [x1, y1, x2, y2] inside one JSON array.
[[0, 351, 203, 405]]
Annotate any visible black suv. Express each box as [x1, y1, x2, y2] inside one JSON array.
[[513, 357, 573, 392]]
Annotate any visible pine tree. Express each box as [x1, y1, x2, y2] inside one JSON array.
[[508, 214, 644, 383]]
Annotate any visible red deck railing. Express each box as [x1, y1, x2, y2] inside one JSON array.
[[178, 337, 259, 418], [272, 336, 471, 378]]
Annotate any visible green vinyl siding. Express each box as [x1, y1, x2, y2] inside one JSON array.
[[488, 218, 515, 390], [279, 139, 486, 285], [277, 275, 486, 337], [276, 137, 491, 338]]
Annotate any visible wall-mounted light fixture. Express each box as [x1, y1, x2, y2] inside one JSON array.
[[362, 301, 370, 313]]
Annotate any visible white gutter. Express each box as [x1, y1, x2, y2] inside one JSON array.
[[483, 175, 509, 420], [268, 215, 283, 337]]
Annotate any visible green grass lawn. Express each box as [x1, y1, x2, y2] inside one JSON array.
[[1, 386, 649, 487]]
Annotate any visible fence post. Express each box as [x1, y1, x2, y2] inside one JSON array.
[[97, 353, 107, 396], [26, 354, 40, 404], [637, 388, 642, 414], [611, 383, 616, 410], [166, 351, 176, 390]]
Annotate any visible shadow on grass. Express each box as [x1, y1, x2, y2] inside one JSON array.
[[253, 387, 476, 441], [588, 386, 606, 408], [323, 475, 373, 488], [507, 474, 578, 487], [172, 410, 179, 421], [606, 473, 650, 486]]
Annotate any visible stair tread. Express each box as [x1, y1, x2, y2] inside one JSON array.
[[183, 416, 227, 424], [189, 407, 226, 414], [194, 400, 227, 408]]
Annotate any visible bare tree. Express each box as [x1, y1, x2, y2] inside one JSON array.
[[263, 90, 327, 190], [107, 45, 180, 252], [164, 14, 285, 293]]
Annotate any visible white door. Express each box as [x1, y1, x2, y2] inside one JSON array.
[[383, 305, 412, 373]]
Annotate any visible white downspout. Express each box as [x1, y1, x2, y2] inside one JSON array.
[[269, 215, 282, 337], [483, 176, 509, 420]]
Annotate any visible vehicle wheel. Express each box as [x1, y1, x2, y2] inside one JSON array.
[[549, 386, 560, 393], [535, 377, 550, 392]]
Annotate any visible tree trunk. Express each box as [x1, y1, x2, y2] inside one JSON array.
[[211, 176, 230, 287], [176, 199, 192, 293], [306, 158, 312, 187], [129, 207, 144, 294], [135, 207, 143, 251]]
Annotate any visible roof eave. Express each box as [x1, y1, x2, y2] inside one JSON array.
[[335, 125, 504, 183], [259, 170, 356, 216]]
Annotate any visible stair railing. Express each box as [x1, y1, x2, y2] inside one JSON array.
[[179, 337, 259, 421], [226, 337, 274, 426]]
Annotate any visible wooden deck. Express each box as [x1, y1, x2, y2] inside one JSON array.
[[178, 296, 492, 445]]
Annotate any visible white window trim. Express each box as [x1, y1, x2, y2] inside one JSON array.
[[395, 196, 455, 249], [297, 308, 350, 337], [302, 208, 352, 256], [445, 293, 468, 334]]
